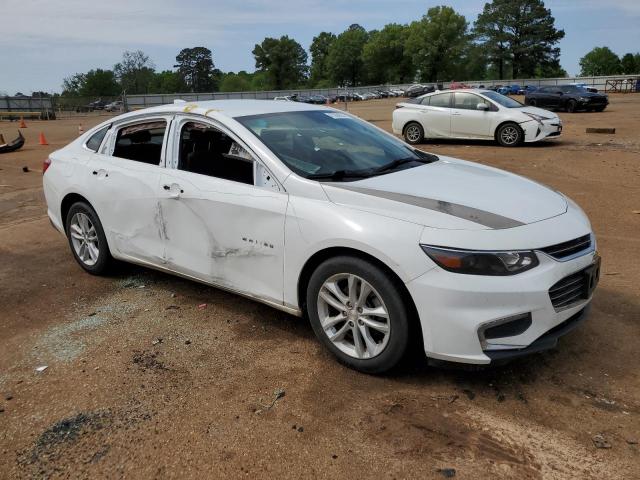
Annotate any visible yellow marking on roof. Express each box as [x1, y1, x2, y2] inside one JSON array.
[[204, 108, 220, 116], [182, 104, 198, 112]]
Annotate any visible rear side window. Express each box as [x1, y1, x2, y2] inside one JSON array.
[[85, 126, 109, 152], [113, 121, 167, 165], [420, 96, 430, 105], [429, 93, 451, 108]]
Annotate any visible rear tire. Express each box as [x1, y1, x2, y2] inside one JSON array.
[[566, 99, 577, 113], [496, 122, 523, 147], [527, 99, 537, 107], [306, 256, 411, 374], [403, 122, 424, 145], [65, 201, 112, 275]]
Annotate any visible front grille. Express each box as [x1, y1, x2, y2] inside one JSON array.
[[539, 234, 591, 260], [548, 269, 589, 310]]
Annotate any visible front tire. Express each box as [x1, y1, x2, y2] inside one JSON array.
[[65, 201, 112, 275], [306, 256, 411, 374], [496, 122, 523, 147], [527, 99, 537, 107], [403, 122, 424, 145], [566, 99, 577, 113]]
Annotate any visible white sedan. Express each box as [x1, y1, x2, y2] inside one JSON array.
[[43, 100, 598, 373], [393, 89, 563, 146]]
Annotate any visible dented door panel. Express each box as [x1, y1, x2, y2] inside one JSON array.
[[158, 170, 288, 305]]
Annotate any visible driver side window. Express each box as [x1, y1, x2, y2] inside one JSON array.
[[178, 122, 254, 185]]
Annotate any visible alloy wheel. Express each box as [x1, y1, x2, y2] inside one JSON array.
[[405, 125, 422, 143], [317, 273, 391, 359], [69, 212, 100, 266], [500, 126, 520, 145]]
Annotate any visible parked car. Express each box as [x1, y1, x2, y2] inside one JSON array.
[[406, 84, 435, 98], [43, 99, 598, 373], [105, 100, 123, 112], [522, 85, 538, 95], [393, 89, 563, 146], [505, 84, 523, 95], [448, 81, 471, 90], [525, 85, 609, 112], [308, 95, 328, 105], [570, 83, 598, 93], [273, 96, 293, 101]]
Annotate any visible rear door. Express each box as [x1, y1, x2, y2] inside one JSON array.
[[418, 92, 452, 138], [450, 92, 493, 139], [91, 116, 172, 264], [158, 116, 288, 305]]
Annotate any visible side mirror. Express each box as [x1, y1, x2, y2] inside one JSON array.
[[476, 103, 489, 111]]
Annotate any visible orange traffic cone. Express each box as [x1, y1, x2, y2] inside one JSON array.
[[39, 132, 49, 145], [19, 117, 27, 128], [78, 124, 84, 135]]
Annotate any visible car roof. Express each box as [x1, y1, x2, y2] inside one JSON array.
[[122, 99, 329, 120]]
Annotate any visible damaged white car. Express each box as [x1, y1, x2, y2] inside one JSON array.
[[43, 100, 599, 373]]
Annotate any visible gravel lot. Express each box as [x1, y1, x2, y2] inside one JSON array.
[[1, 96, 639, 479]]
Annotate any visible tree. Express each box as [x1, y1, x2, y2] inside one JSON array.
[[62, 69, 120, 97], [405, 7, 470, 82], [174, 47, 219, 92], [309, 32, 336, 86], [474, 0, 565, 79], [579, 47, 621, 76], [326, 24, 369, 86], [219, 71, 253, 92], [114, 50, 155, 94], [621, 53, 639, 74], [253, 36, 308, 90], [362, 24, 414, 84], [148, 70, 186, 94]]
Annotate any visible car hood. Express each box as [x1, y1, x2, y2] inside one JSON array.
[[516, 106, 559, 119], [321, 156, 568, 231]]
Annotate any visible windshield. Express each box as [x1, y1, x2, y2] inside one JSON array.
[[236, 110, 437, 179], [482, 91, 524, 108]]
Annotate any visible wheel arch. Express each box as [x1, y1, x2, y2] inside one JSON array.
[[493, 120, 523, 142], [61, 193, 95, 228], [402, 119, 424, 136], [296, 246, 423, 348]]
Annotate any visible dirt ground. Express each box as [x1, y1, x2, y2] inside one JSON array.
[[1, 96, 639, 479]]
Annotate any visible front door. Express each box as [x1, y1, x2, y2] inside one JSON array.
[[420, 92, 452, 138], [450, 92, 493, 138], [159, 117, 288, 305]]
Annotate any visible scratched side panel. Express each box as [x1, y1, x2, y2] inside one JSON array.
[[159, 171, 288, 305]]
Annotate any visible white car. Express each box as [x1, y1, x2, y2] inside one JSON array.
[[273, 96, 293, 101], [393, 89, 563, 146], [43, 100, 599, 373]]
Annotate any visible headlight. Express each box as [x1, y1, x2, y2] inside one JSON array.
[[523, 112, 551, 124], [421, 245, 539, 276]]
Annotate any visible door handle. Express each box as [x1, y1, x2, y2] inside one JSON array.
[[163, 184, 184, 198], [452, 111, 462, 116], [92, 169, 108, 178]]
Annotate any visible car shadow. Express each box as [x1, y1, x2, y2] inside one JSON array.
[[420, 138, 563, 149]]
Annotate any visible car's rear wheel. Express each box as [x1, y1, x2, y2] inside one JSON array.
[[306, 256, 410, 374], [403, 122, 424, 145], [527, 99, 537, 107], [65, 201, 112, 275], [496, 122, 523, 147], [566, 99, 577, 113]]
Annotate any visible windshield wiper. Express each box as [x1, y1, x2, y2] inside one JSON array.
[[372, 156, 430, 174], [306, 169, 372, 181]]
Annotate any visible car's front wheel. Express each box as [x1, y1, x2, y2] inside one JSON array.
[[527, 99, 537, 107], [65, 201, 112, 275], [496, 122, 523, 147], [403, 122, 424, 145], [306, 256, 410, 373], [566, 99, 577, 113]]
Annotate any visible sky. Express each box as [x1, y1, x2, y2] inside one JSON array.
[[1, 0, 639, 94]]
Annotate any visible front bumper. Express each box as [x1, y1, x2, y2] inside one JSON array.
[[522, 119, 562, 142], [407, 248, 598, 364]]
